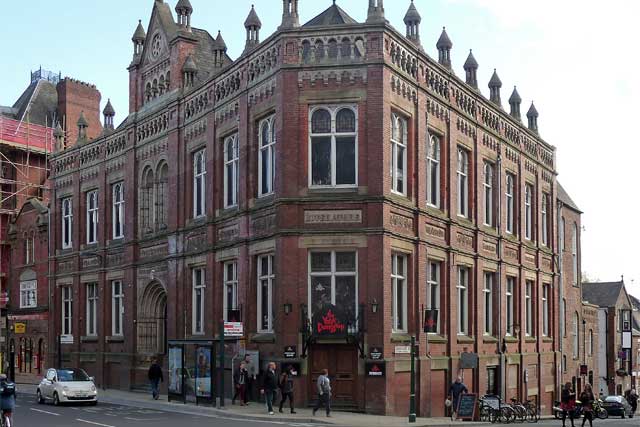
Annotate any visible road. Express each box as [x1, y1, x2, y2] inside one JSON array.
[[14, 394, 317, 427], [11, 393, 639, 427]]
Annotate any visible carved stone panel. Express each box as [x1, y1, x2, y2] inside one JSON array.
[[304, 210, 362, 225], [251, 214, 276, 235], [186, 232, 208, 253], [218, 224, 240, 242], [425, 224, 446, 241], [389, 213, 413, 234], [139, 243, 168, 261], [504, 245, 519, 262], [456, 232, 474, 251]]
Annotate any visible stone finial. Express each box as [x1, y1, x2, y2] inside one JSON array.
[[213, 31, 227, 67], [183, 55, 197, 88], [103, 99, 115, 130], [404, 1, 422, 48], [367, 0, 385, 24], [527, 102, 539, 133], [77, 111, 88, 141], [279, 0, 300, 29], [175, 0, 193, 30], [244, 5, 262, 53], [132, 20, 146, 56], [436, 27, 453, 69], [508, 87, 522, 121], [488, 69, 502, 106], [54, 123, 65, 151], [463, 50, 478, 89]]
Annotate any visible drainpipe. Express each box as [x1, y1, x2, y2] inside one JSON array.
[[557, 200, 564, 399], [496, 152, 505, 401]]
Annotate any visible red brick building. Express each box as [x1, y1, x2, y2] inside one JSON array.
[[48, 0, 581, 416], [0, 69, 103, 380]]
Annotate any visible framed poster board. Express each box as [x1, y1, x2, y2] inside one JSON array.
[[168, 344, 185, 402], [456, 393, 478, 421], [195, 346, 213, 402]]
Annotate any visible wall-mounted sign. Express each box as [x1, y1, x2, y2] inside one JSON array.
[[580, 365, 588, 376], [224, 322, 244, 337], [366, 362, 385, 377], [369, 346, 383, 360], [60, 335, 73, 344], [313, 305, 347, 337], [423, 309, 439, 333], [460, 352, 479, 369], [284, 346, 297, 359], [622, 331, 632, 349], [14, 323, 26, 334], [395, 345, 411, 354]]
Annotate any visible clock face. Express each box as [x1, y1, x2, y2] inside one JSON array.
[[151, 34, 163, 58]]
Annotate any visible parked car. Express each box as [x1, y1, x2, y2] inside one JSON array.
[[37, 368, 98, 406], [600, 395, 632, 418]]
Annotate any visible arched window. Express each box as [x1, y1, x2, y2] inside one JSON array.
[[328, 39, 338, 58], [505, 173, 515, 234], [159, 75, 165, 95], [341, 37, 351, 58], [193, 150, 206, 217], [391, 114, 407, 195], [427, 135, 440, 208], [309, 107, 357, 188], [588, 329, 593, 356], [62, 197, 73, 249], [112, 182, 125, 239], [301, 40, 311, 62], [258, 116, 276, 197], [457, 147, 469, 217], [155, 163, 168, 229], [573, 312, 579, 359], [224, 135, 239, 208], [140, 167, 154, 234], [315, 40, 325, 61], [484, 162, 494, 226]]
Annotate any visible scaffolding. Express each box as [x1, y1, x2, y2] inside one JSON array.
[[0, 114, 52, 216]]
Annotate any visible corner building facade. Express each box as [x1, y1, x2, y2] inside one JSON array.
[[50, 0, 566, 416]]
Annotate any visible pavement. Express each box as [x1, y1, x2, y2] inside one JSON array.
[[15, 383, 640, 427]]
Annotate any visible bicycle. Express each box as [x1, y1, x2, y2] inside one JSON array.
[[509, 397, 528, 423]]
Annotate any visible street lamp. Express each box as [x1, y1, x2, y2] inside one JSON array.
[[283, 302, 292, 315], [370, 299, 379, 314]]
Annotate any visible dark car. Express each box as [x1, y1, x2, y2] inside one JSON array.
[[601, 395, 633, 418]]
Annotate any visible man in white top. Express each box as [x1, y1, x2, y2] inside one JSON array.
[[312, 368, 331, 417]]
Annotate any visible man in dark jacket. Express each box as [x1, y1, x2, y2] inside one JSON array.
[[148, 358, 164, 400], [448, 376, 468, 421], [279, 365, 296, 414], [260, 362, 278, 415], [232, 362, 248, 405]]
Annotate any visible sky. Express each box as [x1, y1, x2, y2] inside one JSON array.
[[1, 0, 639, 297]]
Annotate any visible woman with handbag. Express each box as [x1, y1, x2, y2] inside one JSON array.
[[561, 382, 577, 427]]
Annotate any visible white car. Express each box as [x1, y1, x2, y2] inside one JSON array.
[[37, 368, 98, 406]]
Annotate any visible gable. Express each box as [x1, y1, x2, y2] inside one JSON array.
[[140, 2, 177, 70]]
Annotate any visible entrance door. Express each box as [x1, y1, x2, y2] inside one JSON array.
[[309, 345, 357, 407]]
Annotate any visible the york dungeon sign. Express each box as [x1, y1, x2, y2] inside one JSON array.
[[312, 304, 349, 337]]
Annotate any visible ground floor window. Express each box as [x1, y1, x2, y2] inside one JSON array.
[[487, 366, 499, 396]]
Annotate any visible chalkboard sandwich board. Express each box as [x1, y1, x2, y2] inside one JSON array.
[[456, 393, 478, 421]]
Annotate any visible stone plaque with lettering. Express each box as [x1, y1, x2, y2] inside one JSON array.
[[218, 224, 240, 241], [389, 213, 413, 232], [304, 210, 362, 224], [426, 224, 446, 240], [456, 232, 474, 250]]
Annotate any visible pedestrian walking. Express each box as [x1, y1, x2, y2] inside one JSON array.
[[312, 369, 331, 417], [147, 358, 163, 400], [579, 383, 595, 427], [561, 382, 577, 427], [244, 354, 256, 402], [279, 365, 297, 414], [232, 362, 249, 405], [628, 388, 638, 416], [260, 362, 278, 415], [447, 375, 468, 421]]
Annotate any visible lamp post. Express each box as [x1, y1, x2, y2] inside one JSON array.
[[409, 335, 417, 423]]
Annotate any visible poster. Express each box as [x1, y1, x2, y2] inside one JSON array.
[[168, 346, 183, 395], [195, 347, 212, 398]]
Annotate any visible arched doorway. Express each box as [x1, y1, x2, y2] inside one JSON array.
[[137, 281, 167, 355]]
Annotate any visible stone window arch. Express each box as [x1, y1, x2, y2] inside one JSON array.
[[140, 166, 154, 234], [155, 162, 169, 230]]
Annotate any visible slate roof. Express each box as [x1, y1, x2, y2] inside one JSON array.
[[582, 281, 624, 308], [527, 102, 539, 118], [303, 3, 358, 27], [557, 182, 581, 213], [244, 5, 262, 28], [1, 79, 58, 127], [489, 69, 502, 88], [436, 27, 453, 49]]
